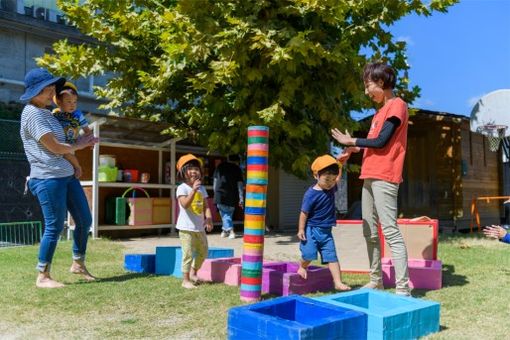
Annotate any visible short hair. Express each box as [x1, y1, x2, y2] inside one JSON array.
[[363, 62, 396, 89], [178, 160, 202, 180], [318, 163, 339, 177]]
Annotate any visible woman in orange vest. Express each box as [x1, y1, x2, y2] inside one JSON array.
[[331, 62, 411, 296]]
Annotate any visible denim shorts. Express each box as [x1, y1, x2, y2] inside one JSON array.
[[300, 226, 338, 264]]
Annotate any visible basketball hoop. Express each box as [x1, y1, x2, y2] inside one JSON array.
[[477, 124, 508, 152]]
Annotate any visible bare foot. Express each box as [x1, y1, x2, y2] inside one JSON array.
[[70, 262, 96, 282], [182, 280, 197, 289], [36, 275, 65, 288], [189, 274, 200, 284], [334, 282, 351, 291], [297, 267, 308, 280]]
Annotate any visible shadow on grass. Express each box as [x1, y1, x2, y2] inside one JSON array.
[[85, 272, 154, 284], [273, 234, 300, 244], [441, 263, 469, 288], [409, 263, 468, 298]]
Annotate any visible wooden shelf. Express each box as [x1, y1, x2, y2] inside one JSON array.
[[98, 224, 173, 231], [80, 181, 175, 189]]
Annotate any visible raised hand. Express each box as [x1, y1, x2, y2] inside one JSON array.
[[192, 178, 202, 191], [483, 225, 507, 240], [337, 146, 361, 163], [331, 128, 354, 146], [76, 133, 98, 150]]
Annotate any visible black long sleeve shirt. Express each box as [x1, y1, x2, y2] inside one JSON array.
[[355, 117, 401, 149]]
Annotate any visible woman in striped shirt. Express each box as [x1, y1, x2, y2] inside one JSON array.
[[20, 68, 97, 288]]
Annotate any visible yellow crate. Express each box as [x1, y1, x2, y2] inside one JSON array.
[[152, 198, 171, 224]]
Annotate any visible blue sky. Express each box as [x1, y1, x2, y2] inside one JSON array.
[[355, 0, 510, 119]]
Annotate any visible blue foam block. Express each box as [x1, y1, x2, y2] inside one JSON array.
[[228, 295, 367, 340], [155, 246, 234, 278], [124, 254, 155, 273], [314, 289, 440, 340]]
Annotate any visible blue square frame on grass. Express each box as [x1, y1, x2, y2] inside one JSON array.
[[155, 246, 234, 278], [314, 289, 440, 340], [124, 254, 155, 273], [228, 295, 367, 340]]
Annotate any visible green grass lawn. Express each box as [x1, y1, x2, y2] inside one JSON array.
[[0, 234, 509, 339]]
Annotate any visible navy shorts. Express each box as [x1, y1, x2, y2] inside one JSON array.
[[300, 226, 338, 264]]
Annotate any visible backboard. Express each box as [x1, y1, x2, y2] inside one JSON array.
[[470, 89, 510, 136]]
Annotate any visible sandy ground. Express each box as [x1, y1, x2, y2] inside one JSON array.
[[117, 230, 301, 261]]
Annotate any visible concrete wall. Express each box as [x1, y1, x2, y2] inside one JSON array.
[[0, 8, 107, 113]]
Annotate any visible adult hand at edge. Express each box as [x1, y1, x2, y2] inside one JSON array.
[[483, 225, 507, 240]]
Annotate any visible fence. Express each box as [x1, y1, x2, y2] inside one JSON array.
[[0, 119, 26, 161], [0, 221, 42, 247]]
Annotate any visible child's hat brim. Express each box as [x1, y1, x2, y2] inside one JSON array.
[[176, 154, 203, 171], [311, 154, 340, 174]]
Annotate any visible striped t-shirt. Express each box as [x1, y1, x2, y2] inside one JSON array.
[[20, 104, 74, 179]]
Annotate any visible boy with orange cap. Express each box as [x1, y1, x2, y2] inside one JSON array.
[[296, 154, 351, 291], [52, 82, 91, 178], [175, 154, 213, 289]]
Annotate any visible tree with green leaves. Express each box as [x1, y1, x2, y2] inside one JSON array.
[[39, 0, 457, 177]]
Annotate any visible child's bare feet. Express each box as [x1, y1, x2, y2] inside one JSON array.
[[334, 282, 351, 291], [70, 261, 96, 282], [189, 268, 200, 284], [189, 274, 200, 284], [297, 266, 308, 279], [36, 274, 65, 288], [182, 280, 197, 289]]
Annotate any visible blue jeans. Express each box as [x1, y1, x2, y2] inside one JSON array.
[[217, 204, 235, 232], [29, 176, 92, 272]]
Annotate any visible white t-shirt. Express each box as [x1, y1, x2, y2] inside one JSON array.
[[175, 183, 208, 232]]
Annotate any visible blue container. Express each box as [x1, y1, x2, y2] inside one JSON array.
[[155, 246, 234, 278], [124, 254, 155, 273], [228, 295, 367, 340], [315, 289, 440, 340]]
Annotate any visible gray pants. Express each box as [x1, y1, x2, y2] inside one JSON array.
[[362, 179, 410, 292]]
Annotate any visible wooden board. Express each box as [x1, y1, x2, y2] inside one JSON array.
[[382, 219, 438, 260], [334, 220, 370, 273]]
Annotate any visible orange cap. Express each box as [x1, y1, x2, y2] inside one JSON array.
[[53, 81, 78, 105], [311, 154, 340, 174], [176, 154, 203, 172]]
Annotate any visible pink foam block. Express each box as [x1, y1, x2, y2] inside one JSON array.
[[382, 257, 442, 290], [262, 261, 334, 296], [197, 257, 242, 286]]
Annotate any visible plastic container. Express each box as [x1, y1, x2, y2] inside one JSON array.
[[141, 172, 150, 183], [123, 169, 139, 183], [99, 155, 116, 167], [98, 166, 118, 182], [116, 169, 123, 182]]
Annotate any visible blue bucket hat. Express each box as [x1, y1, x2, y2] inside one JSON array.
[[20, 68, 66, 102]]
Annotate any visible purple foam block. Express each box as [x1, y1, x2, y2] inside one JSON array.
[[382, 257, 443, 290], [262, 261, 334, 296]]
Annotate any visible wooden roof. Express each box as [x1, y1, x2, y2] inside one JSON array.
[[85, 113, 176, 147]]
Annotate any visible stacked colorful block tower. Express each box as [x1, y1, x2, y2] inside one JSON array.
[[240, 126, 269, 302]]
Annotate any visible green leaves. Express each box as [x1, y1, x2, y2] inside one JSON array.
[[39, 0, 458, 177]]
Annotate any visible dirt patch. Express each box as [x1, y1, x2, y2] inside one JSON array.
[[116, 231, 300, 261]]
